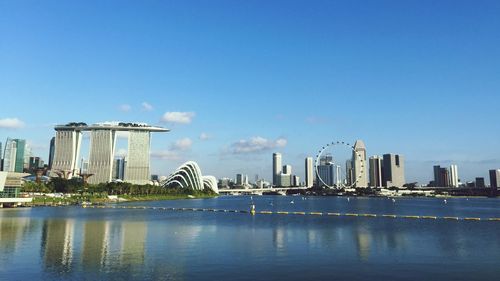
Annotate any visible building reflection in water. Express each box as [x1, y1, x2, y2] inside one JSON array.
[[41, 219, 75, 271], [39, 218, 149, 276], [0, 217, 34, 256], [81, 220, 111, 269]]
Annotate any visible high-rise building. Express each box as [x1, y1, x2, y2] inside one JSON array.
[[449, 165, 459, 187], [14, 139, 26, 173], [48, 137, 55, 169], [383, 154, 405, 187], [345, 160, 353, 186], [279, 173, 291, 187], [475, 177, 485, 188], [2, 138, 17, 172], [352, 140, 368, 187], [489, 169, 500, 188], [433, 165, 450, 187], [305, 157, 313, 188], [87, 129, 116, 184], [283, 165, 292, 175], [52, 127, 84, 178], [317, 156, 335, 187], [52, 122, 167, 184], [2, 138, 26, 173], [236, 174, 244, 185], [29, 157, 42, 172], [272, 153, 282, 186], [369, 156, 383, 188], [113, 157, 126, 180]]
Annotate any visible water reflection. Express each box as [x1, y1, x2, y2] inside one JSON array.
[[41, 219, 75, 272], [1, 197, 500, 281]]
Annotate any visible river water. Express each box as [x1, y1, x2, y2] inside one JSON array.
[[1, 196, 500, 280]]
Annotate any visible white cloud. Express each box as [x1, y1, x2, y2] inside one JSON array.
[[0, 118, 25, 129], [150, 150, 181, 161], [142, 102, 153, 111], [161, 111, 195, 124], [170, 138, 193, 151], [119, 104, 132, 112], [230, 136, 287, 154], [151, 138, 193, 162], [199, 133, 211, 141]]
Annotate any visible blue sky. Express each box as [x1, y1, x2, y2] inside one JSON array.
[[1, 0, 499, 184]]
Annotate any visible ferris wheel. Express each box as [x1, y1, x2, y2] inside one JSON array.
[[315, 141, 365, 189]]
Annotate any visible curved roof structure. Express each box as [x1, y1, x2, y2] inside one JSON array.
[[162, 161, 219, 194]]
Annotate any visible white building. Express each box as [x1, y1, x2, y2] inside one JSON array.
[[272, 153, 282, 186], [449, 165, 459, 188], [52, 122, 168, 184], [305, 157, 313, 188], [353, 140, 368, 187]]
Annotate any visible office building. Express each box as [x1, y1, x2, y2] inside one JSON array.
[[236, 174, 244, 186], [113, 157, 126, 180], [449, 165, 459, 187], [433, 165, 450, 187], [317, 156, 335, 187], [28, 157, 43, 172], [48, 137, 55, 169], [345, 160, 353, 186], [305, 157, 313, 188], [2, 138, 16, 172], [272, 153, 282, 186], [475, 177, 485, 188], [490, 169, 500, 188], [383, 154, 405, 187], [369, 156, 383, 188], [283, 165, 292, 175], [279, 173, 291, 187], [2, 138, 26, 173], [352, 140, 368, 187]]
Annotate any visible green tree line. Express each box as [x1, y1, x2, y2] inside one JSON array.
[[22, 178, 215, 196]]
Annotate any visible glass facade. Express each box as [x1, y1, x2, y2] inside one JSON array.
[[0, 187, 20, 198], [14, 139, 26, 173]]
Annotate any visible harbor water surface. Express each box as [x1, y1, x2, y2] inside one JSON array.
[[1, 196, 500, 280]]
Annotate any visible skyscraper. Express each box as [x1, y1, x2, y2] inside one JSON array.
[[48, 137, 55, 169], [433, 165, 449, 187], [52, 127, 84, 178], [1, 138, 26, 173], [317, 156, 335, 187], [113, 157, 126, 180], [475, 177, 485, 188], [52, 122, 167, 184], [449, 165, 459, 187], [352, 140, 368, 187], [2, 138, 16, 172], [283, 165, 292, 175], [14, 139, 26, 173], [345, 160, 353, 186], [382, 154, 406, 187], [272, 153, 282, 186], [489, 169, 500, 188], [305, 157, 313, 188], [369, 156, 383, 188]]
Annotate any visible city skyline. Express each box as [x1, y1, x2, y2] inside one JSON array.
[[1, 1, 499, 183]]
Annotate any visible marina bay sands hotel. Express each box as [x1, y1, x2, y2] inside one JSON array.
[[51, 122, 168, 185]]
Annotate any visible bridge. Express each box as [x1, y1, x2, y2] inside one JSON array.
[[218, 187, 309, 195]]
